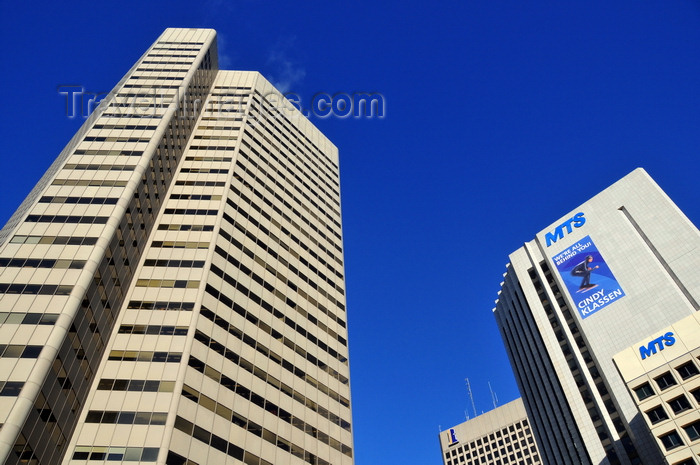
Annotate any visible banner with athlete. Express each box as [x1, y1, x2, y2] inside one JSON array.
[[551, 235, 625, 319]]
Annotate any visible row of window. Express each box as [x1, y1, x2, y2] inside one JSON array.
[[83, 136, 152, 143], [97, 378, 174, 392], [0, 345, 42, 358], [659, 419, 700, 450], [157, 41, 205, 44], [151, 240, 209, 249], [192, 134, 240, 141], [187, 145, 236, 151], [184, 156, 234, 161], [143, 259, 205, 268], [63, 164, 135, 171], [174, 180, 225, 187], [107, 350, 181, 363], [126, 300, 194, 311], [25, 215, 109, 224], [118, 324, 188, 335], [151, 46, 201, 51], [634, 361, 700, 401], [73, 149, 143, 157], [8, 235, 98, 245], [157, 224, 213, 231], [180, 167, 229, 173], [200, 115, 243, 121], [72, 446, 159, 461], [99, 112, 163, 119], [92, 124, 159, 130], [85, 410, 167, 425], [134, 279, 200, 289], [0, 258, 85, 269], [0, 313, 58, 325], [646, 392, 699, 424], [51, 179, 128, 187], [39, 196, 118, 205], [169, 194, 221, 201], [122, 84, 181, 89], [163, 208, 218, 215], [141, 60, 193, 65], [125, 75, 185, 81], [0, 284, 73, 295], [0, 382, 24, 396]]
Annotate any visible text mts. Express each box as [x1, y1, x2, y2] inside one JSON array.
[[639, 332, 675, 360], [545, 212, 586, 247]]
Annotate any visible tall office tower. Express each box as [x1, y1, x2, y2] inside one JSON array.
[[0, 28, 353, 465], [493, 169, 699, 465], [438, 398, 542, 465]]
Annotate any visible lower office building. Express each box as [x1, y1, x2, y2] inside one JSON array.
[[614, 312, 700, 464], [438, 398, 542, 465], [0, 28, 354, 465], [493, 168, 699, 465]]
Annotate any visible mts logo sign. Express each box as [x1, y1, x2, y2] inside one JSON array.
[[545, 212, 586, 247], [639, 332, 675, 360]]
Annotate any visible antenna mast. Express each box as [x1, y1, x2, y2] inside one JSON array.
[[465, 378, 477, 419], [488, 381, 498, 409]]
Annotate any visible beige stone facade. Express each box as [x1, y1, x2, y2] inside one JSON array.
[[614, 313, 700, 465], [0, 28, 353, 465]]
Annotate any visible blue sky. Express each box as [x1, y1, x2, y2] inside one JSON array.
[[1, 2, 699, 464]]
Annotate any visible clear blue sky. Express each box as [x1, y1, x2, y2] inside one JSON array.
[[1, 2, 699, 464]]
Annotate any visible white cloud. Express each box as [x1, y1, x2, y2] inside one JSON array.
[[266, 38, 306, 93]]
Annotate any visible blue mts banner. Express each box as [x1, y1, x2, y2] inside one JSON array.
[[552, 235, 625, 319]]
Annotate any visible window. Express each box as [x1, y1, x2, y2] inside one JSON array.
[[645, 406, 669, 424], [660, 431, 684, 451], [669, 395, 692, 415], [633, 382, 655, 401], [673, 458, 696, 465], [676, 361, 699, 380], [683, 420, 700, 442], [691, 387, 700, 404], [655, 372, 677, 391]]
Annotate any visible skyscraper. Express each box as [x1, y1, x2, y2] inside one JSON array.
[[0, 28, 353, 465], [493, 169, 699, 465]]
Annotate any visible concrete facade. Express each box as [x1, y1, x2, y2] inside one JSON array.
[[438, 398, 542, 465], [614, 313, 700, 464], [494, 168, 700, 465], [0, 28, 353, 465]]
